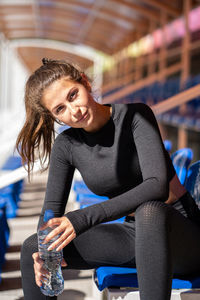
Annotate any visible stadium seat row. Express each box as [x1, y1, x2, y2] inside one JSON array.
[[104, 75, 200, 131], [0, 156, 24, 283]]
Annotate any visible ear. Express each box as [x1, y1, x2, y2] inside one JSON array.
[[80, 73, 92, 92]]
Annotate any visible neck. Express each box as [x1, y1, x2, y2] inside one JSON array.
[[84, 103, 112, 133]]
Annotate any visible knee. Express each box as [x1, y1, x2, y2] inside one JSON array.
[[21, 233, 38, 262], [135, 201, 169, 227]]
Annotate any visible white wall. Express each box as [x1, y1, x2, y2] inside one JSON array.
[[0, 38, 29, 167]]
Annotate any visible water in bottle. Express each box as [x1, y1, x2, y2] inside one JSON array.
[[38, 209, 64, 296]]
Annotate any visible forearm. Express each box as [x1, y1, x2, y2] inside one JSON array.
[[66, 176, 168, 235]]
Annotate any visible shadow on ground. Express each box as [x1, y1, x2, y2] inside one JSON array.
[[2, 259, 20, 273], [0, 277, 22, 291], [7, 245, 21, 253], [15, 289, 86, 300]]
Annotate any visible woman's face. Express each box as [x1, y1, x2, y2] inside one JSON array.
[[42, 77, 97, 131]]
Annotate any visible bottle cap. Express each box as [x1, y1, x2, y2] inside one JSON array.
[[43, 209, 54, 222]]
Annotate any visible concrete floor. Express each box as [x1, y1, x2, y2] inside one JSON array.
[[0, 172, 95, 300]]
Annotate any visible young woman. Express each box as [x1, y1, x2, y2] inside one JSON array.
[[16, 58, 200, 300]]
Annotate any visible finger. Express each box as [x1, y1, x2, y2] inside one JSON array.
[[34, 270, 49, 288], [61, 258, 67, 267], [33, 256, 44, 266], [33, 261, 49, 279], [44, 218, 70, 244], [35, 272, 50, 287], [33, 257, 46, 270], [47, 230, 68, 251], [35, 276, 43, 287], [32, 253, 49, 275], [56, 232, 76, 252], [34, 260, 49, 274], [43, 226, 64, 244], [32, 252, 40, 260], [40, 218, 61, 230], [47, 227, 74, 251]]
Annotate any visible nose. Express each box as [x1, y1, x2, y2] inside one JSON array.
[[67, 103, 81, 117]]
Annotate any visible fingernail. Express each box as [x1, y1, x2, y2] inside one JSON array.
[[47, 246, 52, 251]]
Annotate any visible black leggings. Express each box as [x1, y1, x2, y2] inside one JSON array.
[[20, 196, 200, 300]]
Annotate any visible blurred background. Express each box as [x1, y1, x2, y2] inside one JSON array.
[[0, 0, 200, 299]]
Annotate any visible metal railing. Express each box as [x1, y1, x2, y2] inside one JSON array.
[[0, 160, 47, 189]]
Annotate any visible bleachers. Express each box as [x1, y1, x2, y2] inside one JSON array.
[[164, 140, 172, 153], [104, 75, 200, 131], [72, 180, 125, 223], [185, 160, 200, 206], [0, 208, 9, 283], [171, 148, 193, 185], [0, 156, 24, 218], [0, 155, 24, 284]]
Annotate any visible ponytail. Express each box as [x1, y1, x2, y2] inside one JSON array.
[[16, 58, 85, 179], [16, 109, 55, 178]]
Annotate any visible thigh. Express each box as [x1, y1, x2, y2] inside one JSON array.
[[63, 221, 136, 269], [169, 206, 200, 275]]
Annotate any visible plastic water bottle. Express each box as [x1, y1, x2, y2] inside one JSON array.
[[37, 209, 64, 296]]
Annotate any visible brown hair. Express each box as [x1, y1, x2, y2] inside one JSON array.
[[16, 58, 85, 177]]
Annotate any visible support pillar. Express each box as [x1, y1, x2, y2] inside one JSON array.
[[147, 21, 157, 76], [0, 34, 9, 128], [135, 33, 144, 82], [159, 11, 167, 82], [93, 57, 104, 103], [178, 0, 191, 149]]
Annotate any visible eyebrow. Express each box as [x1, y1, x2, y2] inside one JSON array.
[[52, 87, 74, 113]]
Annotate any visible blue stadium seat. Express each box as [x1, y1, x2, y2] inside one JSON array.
[[164, 140, 172, 152], [0, 155, 24, 218], [73, 179, 125, 223], [73, 180, 108, 206], [77, 193, 108, 208], [94, 266, 200, 292], [0, 208, 10, 283], [73, 180, 95, 196], [171, 148, 193, 185], [185, 160, 200, 207], [0, 185, 18, 218]]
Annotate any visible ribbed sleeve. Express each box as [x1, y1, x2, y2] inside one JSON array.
[[38, 134, 75, 229]]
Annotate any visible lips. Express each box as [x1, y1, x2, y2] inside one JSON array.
[[77, 111, 88, 122]]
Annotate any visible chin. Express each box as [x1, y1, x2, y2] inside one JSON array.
[[86, 114, 93, 126], [82, 119, 92, 131]]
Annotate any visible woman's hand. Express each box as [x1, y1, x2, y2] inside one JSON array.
[[41, 216, 76, 251], [32, 252, 67, 287]]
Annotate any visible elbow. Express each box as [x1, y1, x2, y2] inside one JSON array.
[[147, 176, 169, 201], [156, 177, 169, 201]]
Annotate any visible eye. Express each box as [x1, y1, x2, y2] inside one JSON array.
[[69, 89, 78, 101], [56, 105, 64, 115]]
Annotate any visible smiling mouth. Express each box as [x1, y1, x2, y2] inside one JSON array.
[[77, 112, 88, 122]]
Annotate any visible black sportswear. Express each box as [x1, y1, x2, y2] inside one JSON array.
[[39, 103, 176, 234]]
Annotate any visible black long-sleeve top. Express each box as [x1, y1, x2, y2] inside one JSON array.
[[39, 103, 176, 235]]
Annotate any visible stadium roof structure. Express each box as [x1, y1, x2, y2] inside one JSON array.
[[0, 0, 199, 72]]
